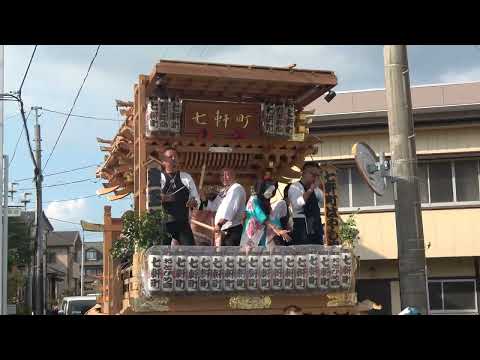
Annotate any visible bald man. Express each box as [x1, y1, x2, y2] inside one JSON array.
[[207, 168, 246, 247]]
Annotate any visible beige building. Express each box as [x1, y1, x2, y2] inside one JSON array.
[[306, 81, 480, 315], [46, 231, 82, 308], [83, 241, 103, 295]]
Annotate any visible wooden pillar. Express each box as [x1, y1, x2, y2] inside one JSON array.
[[133, 83, 140, 215], [134, 75, 149, 216], [130, 75, 150, 307], [102, 206, 112, 314]]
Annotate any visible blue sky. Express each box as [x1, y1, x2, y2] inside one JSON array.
[[3, 45, 480, 241]]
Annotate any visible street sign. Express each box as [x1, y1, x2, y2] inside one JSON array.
[[6, 207, 22, 217]]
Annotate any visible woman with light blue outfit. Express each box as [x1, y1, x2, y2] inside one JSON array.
[[240, 178, 291, 249]]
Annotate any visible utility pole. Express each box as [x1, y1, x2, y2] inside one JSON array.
[[0, 44, 5, 315], [384, 45, 429, 314], [2, 155, 8, 315], [32, 106, 43, 315]]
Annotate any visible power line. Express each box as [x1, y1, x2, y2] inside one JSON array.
[[42, 107, 120, 122], [2, 94, 40, 177], [18, 45, 38, 95], [14, 163, 99, 182], [43, 45, 101, 171], [17, 177, 97, 191], [4, 112, 21, 120], [47, 217, 80, 226], [43, 194, 98, 204], [9, 109, 32, 168], [10, 127, 24, 165], [6, 95, 43, 316]]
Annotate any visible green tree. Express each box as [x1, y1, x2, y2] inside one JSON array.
[[339, 214, 360, 249], [111, 209, 170, 267], [7, 217, 35, 304], [8, 217, 35, 271]]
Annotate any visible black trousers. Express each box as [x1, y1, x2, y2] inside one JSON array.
[[222, 225, 243, 246], [164, 220, 195, 246], [291, 218, 323, 246]]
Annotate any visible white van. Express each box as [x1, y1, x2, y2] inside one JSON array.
[[59, 296, 97, 315]]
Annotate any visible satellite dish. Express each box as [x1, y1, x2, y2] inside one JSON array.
[[352, 142, 387, 196]]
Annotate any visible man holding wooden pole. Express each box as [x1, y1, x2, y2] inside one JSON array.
[[158, 147, 200, 246]]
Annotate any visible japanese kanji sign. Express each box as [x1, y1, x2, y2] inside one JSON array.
[[183, 100, 261, 139], [322, 165, 341, 245], [144, 246, 355, 296]]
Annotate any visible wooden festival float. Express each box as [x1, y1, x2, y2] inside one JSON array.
[[95, 60, 375, 315]]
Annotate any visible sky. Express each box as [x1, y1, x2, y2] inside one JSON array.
[[3, 45, 480, 241]]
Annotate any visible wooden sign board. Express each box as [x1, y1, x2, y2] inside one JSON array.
[[183, 100, 261, 139], [322, 165, 340, 246]]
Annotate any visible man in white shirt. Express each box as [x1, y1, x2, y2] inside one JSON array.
[[155, 147, 200, 246], [288, 163, 324, 245], [205, 168, 246, 246]]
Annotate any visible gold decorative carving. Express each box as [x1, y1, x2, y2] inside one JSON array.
[[229, 296, 272, 310], [132, 296, 170, 312], [326, 292, 357, 307]]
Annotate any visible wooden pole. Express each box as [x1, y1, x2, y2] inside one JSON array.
[[199, 162, 206, 190], [191, 219, 215, 232]]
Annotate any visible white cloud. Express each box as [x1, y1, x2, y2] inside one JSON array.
[[438, 67, 480, 84], [45, 198, 89, 230], [207, 45, 368, 80]]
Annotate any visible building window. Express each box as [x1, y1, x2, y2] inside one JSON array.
[[337, 167, 350, 208], [454, 160, 479, 202], [85, 268, 96, 276], [47, 252, 56, 264], [429, 162, 454, 203], [351, 167, 374, 207], [86, 250, 97, 261], [375, 178, 394, 206], [337, 159, 480, 210], [428, 279, 478, 314], [417, 163, 429, 203]]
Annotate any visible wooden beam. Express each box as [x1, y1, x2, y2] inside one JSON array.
[[116, 99, 134, 108], [97, 137, 113, 144], [155, 61, 338, 86], [96, 185, 119, 196], [107, 192, 130, 201]]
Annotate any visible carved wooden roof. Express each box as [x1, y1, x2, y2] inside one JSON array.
[[146, 60, 337, 110], [96, 101, 134, 200]]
